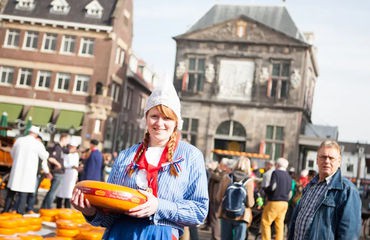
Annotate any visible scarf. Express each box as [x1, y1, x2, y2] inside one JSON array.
[[132, 138, 179, 197]]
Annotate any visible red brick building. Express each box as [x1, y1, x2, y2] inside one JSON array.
[[0, 0, 153, 151]]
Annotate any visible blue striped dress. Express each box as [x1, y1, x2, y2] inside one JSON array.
[[89, 141, 209, 239]]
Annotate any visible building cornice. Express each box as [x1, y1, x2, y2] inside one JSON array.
[[180, 97, 305, 112], [0, 14, 113, 33]]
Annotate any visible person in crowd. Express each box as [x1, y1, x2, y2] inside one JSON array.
[[288, 140, 361, 239], [284, 168, 298, 230], [251, 161, 262, 179], [3, 126, 51, 214], [103, 152, 114, 182], [56, 138, 80, 208], [298, 169, 309, 188], [217, 156, 255, 240], [307, 169, 317, 182], [71, 82, 209, 239], [261, 158, 292, 240], [25, 135, 46, 214], [206, 158, 233, 240], [81, 139, 103, 181], [41, 133, 70, 209], [261, 160, 275, 190]]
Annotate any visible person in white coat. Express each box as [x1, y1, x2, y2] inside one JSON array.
[[56, 138, 80, 208], [3, 126, 51, 214]]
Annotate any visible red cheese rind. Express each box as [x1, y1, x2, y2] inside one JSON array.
[[75, 180, 147, 211]]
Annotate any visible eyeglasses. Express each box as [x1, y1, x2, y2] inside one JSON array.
[[318, 155, 338, 162]]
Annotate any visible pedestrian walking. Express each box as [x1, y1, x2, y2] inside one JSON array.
[[261, 158, 292, 240]]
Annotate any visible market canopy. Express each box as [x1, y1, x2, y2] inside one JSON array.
[[55, 110, 84, 130], [212, 149, 270, 159], [0, 103, 23, 123], [25, 106, 53, 127]]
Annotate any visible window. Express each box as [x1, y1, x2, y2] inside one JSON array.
[[265, 125, 284, 160], [94, 119, 101, 133], [17, 68, 33, 87], [184, 57, 205, 92], [50, 0, 70, 14], [61, 35, 76, 54], [79, 38, 94, 56], [267, 61, 290, 99], [16, 0, 35, 10], [55, 73, 71, 91], [347, 164, 354, 173], [74, 75, 89, 93], [0, 66, 14, 85], [137, 95, 145, 117], [36, 71, 51, 89], [23, 31, 39, 50], [181, 118, 199, 145], [85, 0, 103, 18], [110, 83, 120, 102], [115, 47, 125, 65], [42, 33, 57, 51], [308, 159, 314, 168], [4, 29, 20, 48], [124, 87, 133, 110]]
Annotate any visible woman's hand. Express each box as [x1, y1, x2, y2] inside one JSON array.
[[71, 188, 97, 217], [126, 190, 158, 218]]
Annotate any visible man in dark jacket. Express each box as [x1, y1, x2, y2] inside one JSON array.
[[83, 139, 103, 181], [288, 140, 361, 240], [41, 133, 70, 209], [261, 157, 292, 240]]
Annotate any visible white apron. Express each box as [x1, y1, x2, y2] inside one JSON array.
[[56, 152, 79, 198]]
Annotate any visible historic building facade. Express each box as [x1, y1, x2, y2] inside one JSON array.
[[0, 0, 153, 151], [173, 5, 319, 167]]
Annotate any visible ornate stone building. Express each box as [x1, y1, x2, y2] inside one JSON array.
[[173, 5, 319, 167]]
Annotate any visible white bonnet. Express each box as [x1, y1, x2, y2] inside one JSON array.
[[144, 82, 183, 130]]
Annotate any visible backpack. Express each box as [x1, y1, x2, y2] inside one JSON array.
[[221, 175, 249, 218]]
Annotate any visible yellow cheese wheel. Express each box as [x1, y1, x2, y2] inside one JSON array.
[[56, 228, 80, 237], [56, 219, 79, 230], [0, 227, 16, 235], [18, 234, 43, 240], [75, 230, 104, 240], [39, 208, 60, 217], [75, 180, 147, 212]]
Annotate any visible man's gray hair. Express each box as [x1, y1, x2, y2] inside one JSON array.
[[276, 157, 289, 170]]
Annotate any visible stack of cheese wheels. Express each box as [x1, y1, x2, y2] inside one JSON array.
[[0, 213, 33, 235], [75, 223, 105, 240], [56, 209, 86, 225], [22, 217, 42, 232], [39, 208, 61, 222], [55, 219, 80, 238], [75, 180, 147, 211]]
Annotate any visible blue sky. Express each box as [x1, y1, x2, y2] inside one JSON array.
[[133, 0, 370, 143]]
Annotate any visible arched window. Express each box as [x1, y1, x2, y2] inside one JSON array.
[[216, 120, 246, 137]]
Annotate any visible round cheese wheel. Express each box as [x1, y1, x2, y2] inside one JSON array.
[[75, 230, 104, 240], [0, 219, 18, 228], [56, 219, 79, 230], [56, 228, 80, 237], [39, 209, 60, 217], [75, 180, 147, 212], [0, 227, 16, 235], [18, 234, 43, 240]]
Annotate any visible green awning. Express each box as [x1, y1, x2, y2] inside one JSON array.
[[55, 110, 84, 130], [0, 103, 23, 123], [25, 106, 53, 126]]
